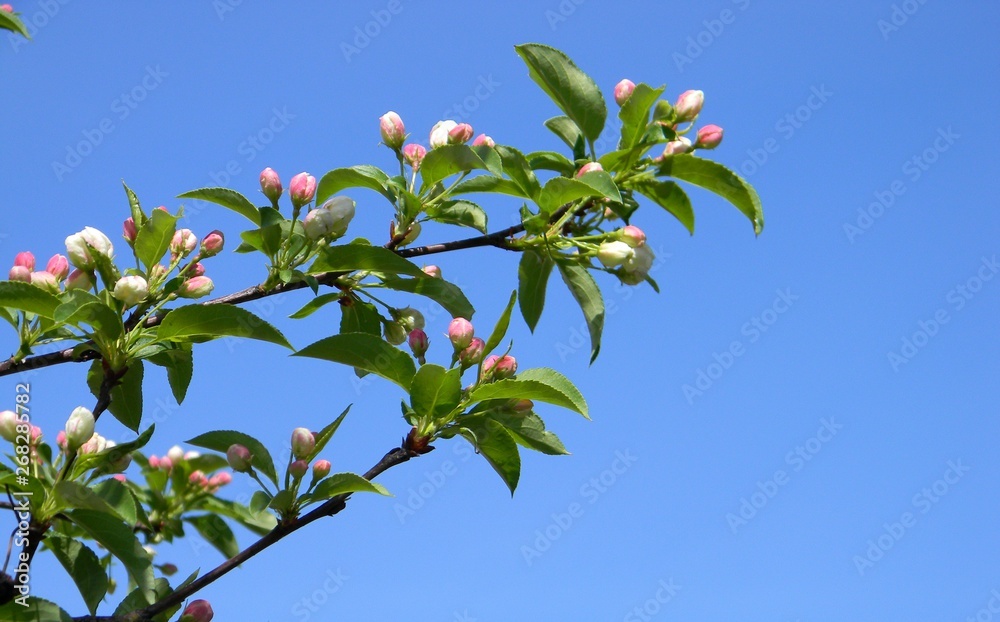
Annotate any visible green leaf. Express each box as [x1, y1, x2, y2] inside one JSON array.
[[483, 290, 518, 358], [177, 187, 261, 225], [0, 599, 73, 622], [67, 509, 155, 604], [576, 170, 623, 203], [557, 261, 604, 363], [634, 179, 694, 234], [310, 405, 351, 459], [618, 83, 665, 150], [185, 514, 240, 559], [147, 346, 194, 404], [201, 495, 276, 535], [187, 429, 279, 487], [495, 145, 542, 200], [340, 299, 382, 336], [50, 481, 124, 522], [491, 411, 569, 456], [0, 9, 30, 38], [544, 116, 586, 158], [309, 472, 391, 501], [289, 292, 342, 320], [308, 243, 425, 278], [537, 174, 619, 213], [72, 426, 154, 479], [515, 43, 607, 143], [376, 275, 475, 320], [451, 175, 529, 198], [113, 578, 173, 619], [0, 281, 61, 318], [410, 365, 462, 420], [133, 207, 178, 270], [46, 535, 108, 616], [518, 251, 554, 332], [88, 360, 144, 432], [657, 154, 764, 235], [54, 289, 124, 341], [527, 151, 576, 176], [0, 306, 15, 329], [420, 144, 502, 188], [459, 416, 521, 494], [158, 305, 293, 350], [468, 367, 589, 419], [294, 333, 416, 390], [122, 181, 147, 226], [425, 199, 489, 233], [316, 165, 395, 206], [92, 479, 139, 525]]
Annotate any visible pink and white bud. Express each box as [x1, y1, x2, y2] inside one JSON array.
[[312, 459, 331, 480], [209, 472, 232, 487], [289, 172, 317, 207], [55, 430, 68, 450], [674, 90, 705, 122], [379, 111, 406, 149], [147, 455, 160, 469], [157, 456, 173, 470], [576, 162, 604, 177], [65, 407, 95, 451], [319, 196, 356, 238], [0, 411, 17, 443], [65, 269, 94, 290], [167, 445, 185, 463], [448, 123, 474, 145], [112, 474, 127, 483], [123, 218, 138, 245], [472, 134, 495, 148], [112, 275, 149, 306], [597, 241, 635, 269], [661, 137, 692, 158], [395, 307, 425, 331], [170, 229, 197, 259], [184, 450, 201, 460], [46, 254, 70, 281], [402, 143, 427, 169], [200, 230, 224, 257], [13, 251, 35, 271], [189, 470, 208, 486], [188, 262, 206, 277], [429, 120, 458, 149], [290, 428, 315, 460], [259, 167, 282, 203], [226, 444, 252, 472], [29, 271, 59, 294], [458, 337, 485, 368], [695, 124, 723, 149], [448, 317, 474, 350], [180, 599, 214, 622], [621, 244, 656, 285], [484, 354, 517, 380], [614, 79, 636, 106], [422, 265, 441, 278], [384, 321, 407, 345], [408, 328, 429, 359], [619, 225, 646, 248], [289, 459, 309, 479], [8, 266, 30, 283], [30, 425, 42, 444], [177, 276, 214, 299], [65, 227, 114, 270], [0, 5, 13, 13]]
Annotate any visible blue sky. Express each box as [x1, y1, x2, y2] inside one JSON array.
[[2, 1, 999, 620]]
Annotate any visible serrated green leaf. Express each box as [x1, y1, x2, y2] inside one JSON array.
[[634, 179, 694, 234], [185, 514, 240, 559], [308, 243, 425, 278], [122, 181, 147, 226], [483, 290, 518, 358], [157, 305, 293, 350], [495, 145, 542, 201], [187, 429, 279, 487], [515, 43, 607, 143], [289, 292, 343, 320], [340, 299, 383, 336], [618, 83, 665, 150], [87, 359, 144, 431], [469, 367, 589, 419], [93, 479, 139, 525], [518, 251, 553, 332], [316, 165, 395, 206], [0, 598, 73, 622], [459, 416, 521, 494], [451, 175, 529, 198], [67, 509, 155, 604], [309, 472, 391, 502], [527, 150, 576, 176], [657, 154, 764, 234], [54, 289, 124, 341], [537, 173, 620, 213], [133, 207, 178, 270], [46, 535, 108, 615], [544, 115, 586, 158], [376, 274, 475, 320], [490, 411, 569, 456], [178, 187, 260, 225], [0, 9, 31, 38], [410, 365, 462, 420], [425, 199, 488, 233], [557, 261, 604, 363], [420, 144, 502, 188], [113, 578, 173, 619], [0, 281, 61, 318], [310, 405, 351, 460], [146, 346, 194, 404], [294, 333, 416, 390]]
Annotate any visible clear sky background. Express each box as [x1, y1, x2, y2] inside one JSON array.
[[2, 2, 998, 620]]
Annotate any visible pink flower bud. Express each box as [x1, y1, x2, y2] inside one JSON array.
[[472, 134, 495, 148], [430, 120, 457, 148], [177, 276, 214, 299], [0, 5, 13, 13], [597, 241, 635, 269], [695, 124, 723, 149], [661, 137, 692, 158], [674, 90, 705, 122], [290, 428, 315, 460], [123, 217, 138, 244], [147, 455, 160, 469], [112, 474, 127, 483], [209, 472, 232, 487], [403, 143, 427, 169], [448, 123, 474, 145], [458, 337, 485, 368], [448, 318, 474, 350], [29, 271, 59, 294], [379, 111, 406, 149], [614, 79, 636, 106], [408, 328, 429, 359], [46, 254, 69, 281], [576, 162, 604, 177], [29, 425, 41, 443], [180, 599, 214, 622], [8, 266, 30, 283], [422, 265, 441, 278], [260, 167, 282, 203], [312, 459, 331, 479], [189, 262, 206, 277], [158, 456, 173, 471], [170, 229, 197, 258], [112, 275, 149, 306], [56, 430, 67, 449], [289, 172, 317, 208], [65, 269, 94, 290], [189, 470, 208, 486], [13, 251, 35, 271], [289, 459, 308, 479], [200, 230, 224, 257], [619, 225, 646, 248], [0, 411, 17, 443], [226, 444, 252, 472], [484, 354, 517, 380], [167, 445, 184, 462]]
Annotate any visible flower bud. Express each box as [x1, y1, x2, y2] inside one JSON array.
[[167, 445, 184, 463], [259, 167, 282, 203], [448, 123, 474, 145], [674, 89, 704, 123], [576, 162, 604, 177], [394, 307, 425, 331], [112, 474, 127, 483], [157, 456, 173, 471], [312, 459, 331, 480], [209, 472, 232, 487], [8, 266, 30, 283], [619, 225, 646, 248], [189, 262, 206, 277], [458, 337, 485, 368], [0, 5, 13, 14], [180, 599, 214, 622], [184, 450, 200, 460], [621, 243, 655, 285], [408, 328, 429, 359], [290, 428, 315, 460], [200, 230, 224, 257], [113, 275, 149, 306], [511, 399, 534, 413], [29, 271, 59, 294], [0, 410, 17, 443], [65, 227, 114, 270], [289, 459, 309, 479], [123, 217, 138, 245], [472, 134, 495, 148], [448, 317, 474, 350], [289, 172, 317, 208], [383, 321, 407, 345], [65, 269, 93, 291], [79, 433, 106, 455], [65, 407, 96, 451], [321, 196, 356, 238], [226, 444, 252, 472], [189, 470, 208, 486], [614, 79, 636, 106], [397, 221, 421, 245], [46, 254, 70, 281], [661, 137, 692, 158], [177, 276, 214, 299], [429, 120, 457, 149], [597, 241, 635, 269], [14, 251, 35, 271], [695, 124, 723, 149], [422, 265, 441, 278], [30, 425, 42, 444], [147, 455, 160, 469], [484, 354, 517, 380], [379, 111, 406, 149], [403, 143, 427, 169], [170, 229, 197, 259]]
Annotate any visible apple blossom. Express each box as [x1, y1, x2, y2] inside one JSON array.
[[113, 275, 149, 306], [260, 167, 282, 202], [614, 79, 635, 106], [379, 111, 406, 149]]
